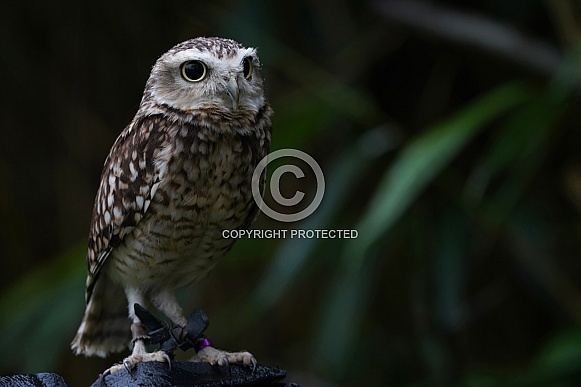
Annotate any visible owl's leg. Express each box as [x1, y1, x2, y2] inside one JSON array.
[[149, 288, 187, 326], [104, 288, 170, 375], [150, 289, 256, 368]]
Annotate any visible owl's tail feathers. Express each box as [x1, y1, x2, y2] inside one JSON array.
[[71, 277, 131, 357]]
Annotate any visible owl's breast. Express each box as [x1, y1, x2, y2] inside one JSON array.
[[161, 125, 258, 225], [107, 124, 263, 289]]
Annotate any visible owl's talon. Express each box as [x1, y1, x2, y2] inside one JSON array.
[[162, 351, 172, 370], [123, 358, 134, 377], [218, 354, 229, 367], [97, 372, 108, 387]]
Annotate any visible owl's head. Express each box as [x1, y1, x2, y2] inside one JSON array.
[[144, 37, 266, 118]]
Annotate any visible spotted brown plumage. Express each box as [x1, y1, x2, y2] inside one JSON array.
[[71, 37, 272, 370]]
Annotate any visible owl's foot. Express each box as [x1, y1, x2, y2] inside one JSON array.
[[104, 349, 171, 376], [191, 345, 256, 369]]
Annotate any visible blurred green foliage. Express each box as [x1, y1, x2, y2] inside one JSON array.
[[2, 0, 581, 386]]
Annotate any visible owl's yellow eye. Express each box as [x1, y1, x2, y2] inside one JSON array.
[[181, 60, 207, 82], [243, 57, 253, 79]]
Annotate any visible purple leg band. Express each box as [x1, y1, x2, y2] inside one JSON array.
[[194, 338, 213, 353]]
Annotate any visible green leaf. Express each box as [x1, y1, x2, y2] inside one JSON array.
[[356, 82, 531, 254], [313, 82, 532, 375]]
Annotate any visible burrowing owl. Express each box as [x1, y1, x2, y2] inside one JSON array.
[[71, 37, 272, 372]]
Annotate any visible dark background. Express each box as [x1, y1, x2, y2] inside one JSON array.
[[2, 1, 581, 386]]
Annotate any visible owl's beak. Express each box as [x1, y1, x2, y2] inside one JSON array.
[[226, 77, 239, 110]]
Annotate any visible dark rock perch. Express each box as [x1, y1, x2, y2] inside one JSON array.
[[0, 363, 299, 387], [0, 373, 70, 387], [93, 361, 297, 387]]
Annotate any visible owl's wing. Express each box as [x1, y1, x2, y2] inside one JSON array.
[[240, 128, 272, 230], [85, 115, 168, 302]]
